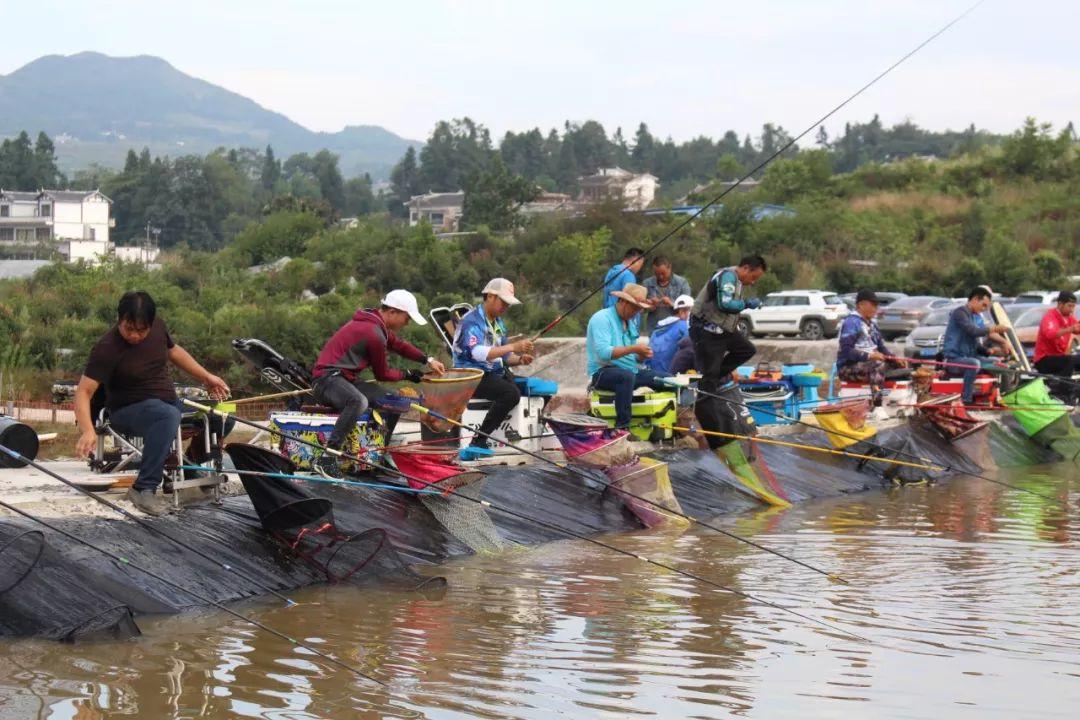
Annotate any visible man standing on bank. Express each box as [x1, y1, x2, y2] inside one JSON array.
[[689, 255, 766, 449], [311, 290, 446, 479], [452, 278, 534, 461], [74, 291, 231, 517], [642, 255, 692, 334]]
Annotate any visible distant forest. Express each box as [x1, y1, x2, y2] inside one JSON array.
[[0, 114, 1037, 251]]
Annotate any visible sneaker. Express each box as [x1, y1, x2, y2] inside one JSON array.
[[126, 488, 170, 517], [459, 445, 495, 462], [314, 454, 344, 480]]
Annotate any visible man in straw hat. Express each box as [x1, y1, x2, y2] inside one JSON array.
[[452, 278, 535, 461], [311, 289, 446, 479], [586, 283, 672, 429]]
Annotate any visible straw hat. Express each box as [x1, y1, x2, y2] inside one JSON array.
[[610, 283, 650, 309]]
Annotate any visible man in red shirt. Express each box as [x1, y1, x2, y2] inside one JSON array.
[[310, 289, 446, 478], [1034, 291, 1080, 390]]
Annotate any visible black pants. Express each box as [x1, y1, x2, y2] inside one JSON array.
[[311, 374, 397, 449], [690, 322, 757, 449], [469, 371, 521, 447], [1035, 355, 1080, 402]]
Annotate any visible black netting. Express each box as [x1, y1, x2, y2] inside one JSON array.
[[225, 443, 446, 593], [0, 523, 140, 641]]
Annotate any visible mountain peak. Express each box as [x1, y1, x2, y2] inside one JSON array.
[[0, 52, 419, 178]]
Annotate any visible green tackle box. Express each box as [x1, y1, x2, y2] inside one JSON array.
[[588, 390, 678, 442]]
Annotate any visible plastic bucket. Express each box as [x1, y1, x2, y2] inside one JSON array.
[[0, 417, 39, 468]]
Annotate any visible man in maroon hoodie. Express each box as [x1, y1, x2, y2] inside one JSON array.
[[311, 289, 446, 478]]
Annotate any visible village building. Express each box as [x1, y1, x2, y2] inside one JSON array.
[[577, 167, 659, 210], [0, 189, 114, 262]]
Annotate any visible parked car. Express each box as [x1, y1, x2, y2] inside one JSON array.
[[876, 296, 954, 339], [839, 291, 907, 311], [1010, 304, 1052, 358], [738, 290, 849, 340], [1014, 290, 1059, 305], [901, 303, 964, 359]]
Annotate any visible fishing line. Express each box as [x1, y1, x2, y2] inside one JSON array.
[[410, 404, 849, 584], [183, 400, 866, 641], [0, 444, 300, 606], [680, 383, 1065, 503], [0, 498, 386, 686], [534, 0, 988, 339]]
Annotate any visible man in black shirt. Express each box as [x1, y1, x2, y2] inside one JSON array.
[[74, 292, 230, 516]]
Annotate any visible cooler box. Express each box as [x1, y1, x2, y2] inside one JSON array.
[[838, 380, 916, 408], [514, 376, 558, 397], [459, 395, 554, 452], [740, 383, 795, 425], [267, 411, 385, 472], [930, 376, 998, 403], [589, 389, 677, 442]]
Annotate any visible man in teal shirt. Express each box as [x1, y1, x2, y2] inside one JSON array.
[[602, 248, 645, 309], [587, 282, 671, 428]]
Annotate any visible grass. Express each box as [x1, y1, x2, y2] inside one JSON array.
[[849, 192, 972, 216]]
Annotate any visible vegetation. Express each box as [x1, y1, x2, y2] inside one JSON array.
[[1, 117, 1077, 401]]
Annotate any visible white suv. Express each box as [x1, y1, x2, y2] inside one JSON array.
[[738, 290, 849, 340]]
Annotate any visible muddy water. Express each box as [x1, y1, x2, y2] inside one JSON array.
[[1, 465, 1077, 719]]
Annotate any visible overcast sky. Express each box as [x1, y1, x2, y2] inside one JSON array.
[[2, 1, 1075, 143]]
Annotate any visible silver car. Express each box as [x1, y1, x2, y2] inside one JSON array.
[[877, 295, 954, 340], [902, 304, 963, 359]]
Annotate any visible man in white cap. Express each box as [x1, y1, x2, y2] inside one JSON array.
[[311, 289, 446, 478], [452, 278, 534, 460], [586, 283, 671, 429], [648, 294, 694, 375]]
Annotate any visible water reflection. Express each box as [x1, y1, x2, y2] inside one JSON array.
[[0, 463, 1077, 718]]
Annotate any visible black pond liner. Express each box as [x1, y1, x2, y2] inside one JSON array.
[[0, 525, 140, 642], [225, 442, 333, 532]]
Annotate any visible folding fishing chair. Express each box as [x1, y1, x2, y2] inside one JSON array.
[[429, 303, 474, 352]]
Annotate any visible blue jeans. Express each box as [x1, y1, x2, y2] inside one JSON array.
[[109, 398, 182, 492], [592, 367, 670, 428], [944, 356, 984, 403]]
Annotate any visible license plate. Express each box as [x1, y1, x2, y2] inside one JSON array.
[[919, 348, 938, 357]]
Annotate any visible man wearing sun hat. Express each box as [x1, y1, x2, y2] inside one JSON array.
[[452, 278, 535, 460], [586, 283, 672, 429], [311, 289, 447, 478]]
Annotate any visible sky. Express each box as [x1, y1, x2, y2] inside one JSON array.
[[1, 0, 1076, 144]]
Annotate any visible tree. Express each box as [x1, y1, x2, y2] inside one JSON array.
[[419, 118, 495, 191], [715, 154, 744, 180], [33, 132, 62, 188], [260, 145, 281, 191], [389, 146, 424, 216], [631, 123, 656, 173], [343, 174, 376, 216], [311, 150, 346, 210], [462, 157, 539, 231], [1032, 249, 1066, 288]]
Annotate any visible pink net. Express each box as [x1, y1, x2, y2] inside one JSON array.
[[418, 368, 484, 433]]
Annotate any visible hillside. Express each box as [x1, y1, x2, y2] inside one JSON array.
[[0, 52, 419, 178]]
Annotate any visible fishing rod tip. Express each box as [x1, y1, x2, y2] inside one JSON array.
[[828, 574, 850, 585]]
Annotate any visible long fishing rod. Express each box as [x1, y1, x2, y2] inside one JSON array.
[[409, 403, 849, 584], [183, 399, 866, 641], [532, 0, 987, 340], [0, 498, 385, 686], [0, 444, 300, 607], [680, 383, 1065, 503], [896, 356, 1080, 389], [179, 464, 443, 496]]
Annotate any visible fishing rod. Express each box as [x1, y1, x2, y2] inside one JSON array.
[[0, 498, 386, 687], [230, 388, 312, 405], [0, 444, 300, 607], [895, 356, 1080, 389], [680, 383, 1065, 503], [183, 399, 866, 640], [179, 464, 443, 496], [531, 1, 987, 341], [409, 403, 849, 584]]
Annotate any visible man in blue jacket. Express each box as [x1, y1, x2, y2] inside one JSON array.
[[587, 283, 670, 429], [689, 255, 766, 449], [452, 278, 534, 460], [648, 294, 694, 374], [942, 286, 1008, 404], [603, 248, 645, 309]]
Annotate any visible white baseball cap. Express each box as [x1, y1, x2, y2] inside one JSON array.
[[482, 277, 521, 305], [381, 289, 427, 325], [674, 294, 695, 310]]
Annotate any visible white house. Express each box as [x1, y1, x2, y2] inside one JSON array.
[[577, 167, 659, 210], [0, 189, 114, 262], [404, 192, 465, 232]]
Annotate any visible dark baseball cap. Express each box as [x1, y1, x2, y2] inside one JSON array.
[[855, 289, 879, 304], [1057, 291, 1077, 304]]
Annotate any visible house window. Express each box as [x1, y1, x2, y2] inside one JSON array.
[[428, 212, 444, 226], [40, 203, 51, 217], [36, 227, 51, 241], [0, 227, 13, 242], [0, 205, 8, 217]]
